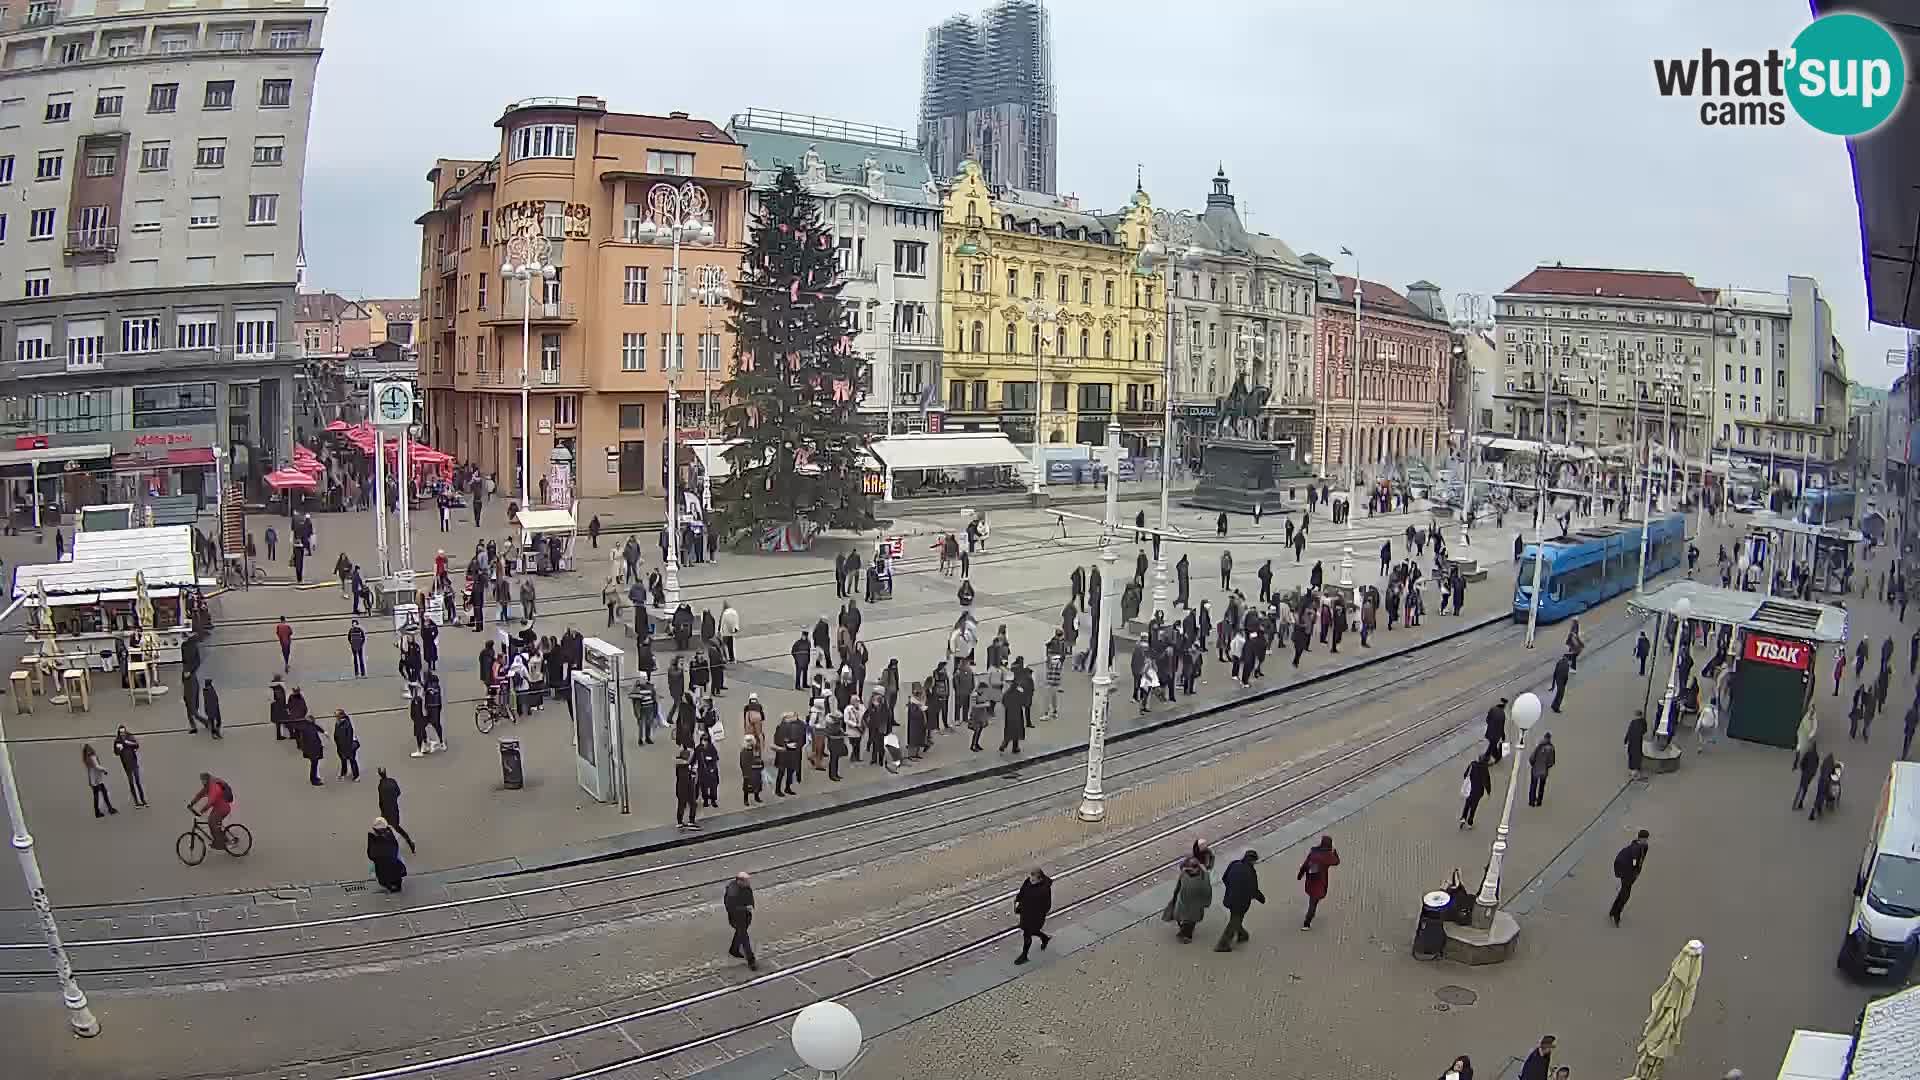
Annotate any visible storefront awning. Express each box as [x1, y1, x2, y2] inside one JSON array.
[[0, 443, 113, 468], [870, 433, 1033, 472], [517, 509, 576, 535], [1626, 580, 1850, 643]]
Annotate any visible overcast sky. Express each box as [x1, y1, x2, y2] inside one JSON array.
[[301, 0, 1910, 387]]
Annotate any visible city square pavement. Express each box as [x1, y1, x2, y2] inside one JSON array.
[[846, 525, 1905, 1080], [0, 491, 1511, 908]]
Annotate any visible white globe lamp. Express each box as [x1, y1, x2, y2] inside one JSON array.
[[1511, 691, 1541, 733], [792, 1000, 863, 1075]]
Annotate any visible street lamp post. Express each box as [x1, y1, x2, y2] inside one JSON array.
[[1462, 366, 1485, 553], [632, 181, 715, 611], [500, 221, 556, 513], [1340, 246, 1361, 532], [1026, 301, 1059, 497], [1474, 690, 1541, 928], [1078, 421, 1123, 823], [1144, 209, 1198, 622], [1656, 596, 1692, 741], [0, 595, 100, 1037]]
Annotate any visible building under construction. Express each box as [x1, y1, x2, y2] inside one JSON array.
[[919, 0, 1056, 194]]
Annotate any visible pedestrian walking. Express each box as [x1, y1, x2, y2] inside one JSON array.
[[1484, 697, 1508, 763], [724, 871, 758, 970], [1903, 704, 1917, 761], [1527, 733, 1556, 806], [202, 678, 223, 738], [367, 818, 407, 893], [111, 727, 146, 807], [1161, 855, 1213, 942], [1518, 1036, 1557, 1080], [1626, 708, 1648, 781], [1608, 829, 1650, 925], [275, 615, 293, 672], [348, 619, 367, 678], [1014, 868, 1053, 964], [1459, 754, 1492, 828], [1634, 630, 1650, 675], [83, 744, 117, 817], [1220, 549, 1233, 590], [1296, 836, 1339, 929], [1213, 850, 1267, 950], [1550, 654, 1572, 713], [1794, 739, 1822, 809], [334, 709, 361, 780], [1810, 753, 1840, 821], [674, 747, 700, 829], [374, 768, 418, 852]]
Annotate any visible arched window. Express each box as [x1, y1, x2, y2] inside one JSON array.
[[1005, 323, 1017, 354], [1102, 331, 1113, 358], [1131, 336, 1139, 363], [1031, 325, 1041, 355], [971, 321, 984, 353], [1145, 333, 1154, 361], [1056, 328, 1066, 355], [966, 199, 978, 220], [1079, 329, 1089, 357]]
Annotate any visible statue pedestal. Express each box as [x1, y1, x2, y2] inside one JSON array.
[[1184, 439, 1303, 515]]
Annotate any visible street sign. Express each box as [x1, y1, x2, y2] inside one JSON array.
[[884, 535, 904, 559]]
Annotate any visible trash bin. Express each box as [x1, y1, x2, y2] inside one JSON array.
[[1412, 890, 1452, 960], [499, 736, 524, 789]]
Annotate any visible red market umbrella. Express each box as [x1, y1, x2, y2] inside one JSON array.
[[294, 459, 325, 477], [265, 467, 318, 491], [325, 419, 349, 433]]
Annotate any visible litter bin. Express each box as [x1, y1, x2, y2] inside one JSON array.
[[1412, 890, 1452, 960], [499, 736, 524, 789]]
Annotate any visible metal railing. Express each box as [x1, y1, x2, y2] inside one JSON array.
[[728, 109, 916, 150], [893, 330, 941, 348], [65, 227, 117, 254], [438, 252, 456, 274], [538, 369, 559, 385]]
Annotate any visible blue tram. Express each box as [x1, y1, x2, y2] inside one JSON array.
[[1511, 513, 1687, 624]]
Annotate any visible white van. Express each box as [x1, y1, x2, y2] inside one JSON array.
[[1840, 762, 1920, 979]]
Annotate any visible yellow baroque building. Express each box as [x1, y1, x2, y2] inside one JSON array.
[[938, 161, 1163, 453]]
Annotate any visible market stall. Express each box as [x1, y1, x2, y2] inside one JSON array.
[[12, 525, 211, 671], [1628, 580, 1848, 750], [518, 506, 577, 574]]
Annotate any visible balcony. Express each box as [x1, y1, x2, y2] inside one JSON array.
[[65, 227, 117, 255], [438, 252, 457, 275], [66, 353, 103, 374], [481, 301, 578, 326], [844, 261, 879, 284], [539, 368, 559, 386], [892, 330, 941, 349]]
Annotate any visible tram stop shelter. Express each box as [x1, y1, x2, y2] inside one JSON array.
[[1628, 580, 1849, 750], [1741, 514, 1865, 596]]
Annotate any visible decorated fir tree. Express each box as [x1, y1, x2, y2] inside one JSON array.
[[716, 166, 876, 536]]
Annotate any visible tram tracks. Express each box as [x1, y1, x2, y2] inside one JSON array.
[[258, 612, 1638, 1080], [0, 619, 1523, 985]]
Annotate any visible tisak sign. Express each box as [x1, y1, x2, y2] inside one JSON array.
[[1742, 632, 1812, 671]]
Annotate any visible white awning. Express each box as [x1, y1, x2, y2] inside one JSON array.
[[0, 443, 112, 468], [14, 525, 199, 598], [517, 509, 575, 534], [871, 433, 1033, 472]]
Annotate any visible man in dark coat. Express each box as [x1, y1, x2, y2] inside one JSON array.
[[1518, 1036, 1556, 1080], [1174, 554, 1190, 608], [724, 871, 757, 970], [1608, 831, 1650, 925], [790, 633, 810, 690], [1550, 654, 1572, 713], [1213, 850, 1266, 952], [1484, 697, 1508, 762], [1014, 868, 1053, 964]]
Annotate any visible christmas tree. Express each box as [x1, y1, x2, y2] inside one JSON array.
[[716, 166, 876, 536]]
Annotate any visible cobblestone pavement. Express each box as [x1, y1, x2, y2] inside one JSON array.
[[0, 496, 1490, 907], [845, 527, 1909, 1080]]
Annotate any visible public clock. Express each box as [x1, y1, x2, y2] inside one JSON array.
[[372, 381, 415, 426]]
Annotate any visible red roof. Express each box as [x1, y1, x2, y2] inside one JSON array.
[[1501, 266, 1710, 305], [601, 112, 733, 144], [1328, 276, 1440, 323]]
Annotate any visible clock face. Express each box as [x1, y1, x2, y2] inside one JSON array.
[[378, 385, 412, 421]]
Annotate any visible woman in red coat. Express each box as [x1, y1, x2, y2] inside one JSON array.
[[1297, 835, 1341, 929]]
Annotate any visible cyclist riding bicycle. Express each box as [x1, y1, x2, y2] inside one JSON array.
[[187, 771, 233, 848]]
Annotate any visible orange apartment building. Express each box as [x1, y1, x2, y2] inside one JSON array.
[[415, 95, 747, 498]]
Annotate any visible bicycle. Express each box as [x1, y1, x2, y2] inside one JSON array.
[[474, 687, 513, 734], [176, 813, 252, 865]]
